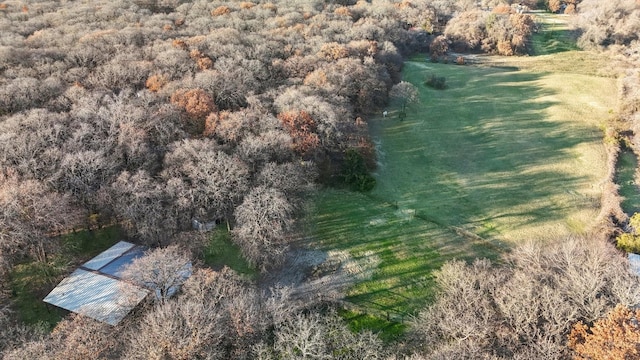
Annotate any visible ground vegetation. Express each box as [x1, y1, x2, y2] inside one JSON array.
[[0, 0, 637, 359]]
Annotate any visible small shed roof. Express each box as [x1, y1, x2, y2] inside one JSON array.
[[82, 241, 135, 271], [44, 241, 150, 325], [43, 268, 149, 325], [629, 253, 640, 277]]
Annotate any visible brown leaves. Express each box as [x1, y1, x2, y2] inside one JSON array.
[[189, 50, 213, 70], [277, 110, 319, 157], [170, 88, 216, 120], [145, 74, 167, 92], [569, 304, 640, 360], [211, 5, 231, 16], [318, 42, 349, 61]]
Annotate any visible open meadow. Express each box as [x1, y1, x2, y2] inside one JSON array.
[[311, 14, 618, 334]]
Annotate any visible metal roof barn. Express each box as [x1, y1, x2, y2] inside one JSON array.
[[43, 241, 151, 325], [629, 253, 640, 277]]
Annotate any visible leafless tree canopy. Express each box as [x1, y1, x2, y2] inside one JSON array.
[[1, 0, 639, 358], [120, 244, 191, 303], [410, 238, 640, 359]]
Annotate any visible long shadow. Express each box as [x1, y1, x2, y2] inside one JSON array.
[[372, 63, 596, 238], [617, 149, 640, 215], [314, 60, 606, 327]]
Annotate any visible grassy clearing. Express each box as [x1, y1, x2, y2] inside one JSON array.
[[10, 226, 122, 329], [530, 12, 580, 55], [312, 14, 616, 335], [202, 227, 258, 280], [10, 259, 68, 328], [61, 225, 122, 261], [339, 308, 406, 342], [377, 61, 612, 243]]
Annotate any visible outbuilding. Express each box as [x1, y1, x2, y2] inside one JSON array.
[[44, 241, 150, 325]]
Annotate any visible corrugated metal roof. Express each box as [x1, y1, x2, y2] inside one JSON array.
[[44, 241, 191, 325], [99, 246, 146, 278], [629, 253, 640, 277], [43, 268, 149, 325], [83, 241, 135, 270]]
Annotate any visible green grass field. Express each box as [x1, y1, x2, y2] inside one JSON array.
[[530, 12, 580, 55], [311, 14, 617, 334]]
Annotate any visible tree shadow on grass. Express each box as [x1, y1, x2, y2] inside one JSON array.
[[375, 64, 597, 238], [313, 62, 605, 332]]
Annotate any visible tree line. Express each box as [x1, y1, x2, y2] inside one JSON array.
[[2, 0, 638, 359], [0, 0, 537, 281]]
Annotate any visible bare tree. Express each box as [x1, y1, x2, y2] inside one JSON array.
[[256, 162, 316, 198], [0, 109, 69, 181], [124, 294, 227, 360], [257, 310, 386, 360], [236, 130, 293, 170], [575, 0, 640, 49], [120, 244, 191, 303], [0, 174, 83, 263], [48, 315, 122, 360], [410, 238, 640, 359], [108, 170, 174, 245], [0, 304, 48, 356], [389, 81, 419, 115], [162, 138, 250, 224], [56, 149, 118, 212], [125, 267, 269, 359], [233, 186, 295, 269]]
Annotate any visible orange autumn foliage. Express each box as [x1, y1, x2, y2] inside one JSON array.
[[211, 6, 231, 16], [145, 74, 167, 92], [277, 110, 319, 156], [170, 88, 216, 119], [318, 42, 349, 61], [568, 304, 640, 360]]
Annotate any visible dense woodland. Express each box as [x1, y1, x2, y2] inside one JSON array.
[[1, 0, 640, 358]]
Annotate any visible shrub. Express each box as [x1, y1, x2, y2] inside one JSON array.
[[568, 305, 640, 360], [277, 110, 320, 157], [172, 39, 187, 50], [497, 39, 515, 56], [616, 233, 640, 253], [341, 148, 376, 192], [239, 2, 255, 9], [492, 4, 512, 14], [334, 6, 352, 17], [318, 42, 349, 60], [425, 74, 447, 90], [616, 212, 640, 253], [429, 35, 448, 61], [564, 3, 576, 14]]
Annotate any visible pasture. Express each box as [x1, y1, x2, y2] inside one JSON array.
[[311, 32, 617, 333]]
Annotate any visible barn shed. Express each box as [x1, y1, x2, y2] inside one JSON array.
[[43, 241, 150, 325], [628, 253, 640, 277]]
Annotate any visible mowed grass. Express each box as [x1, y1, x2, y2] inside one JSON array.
[[530, 12, 580, 55], [312, 26, 616, 333]]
